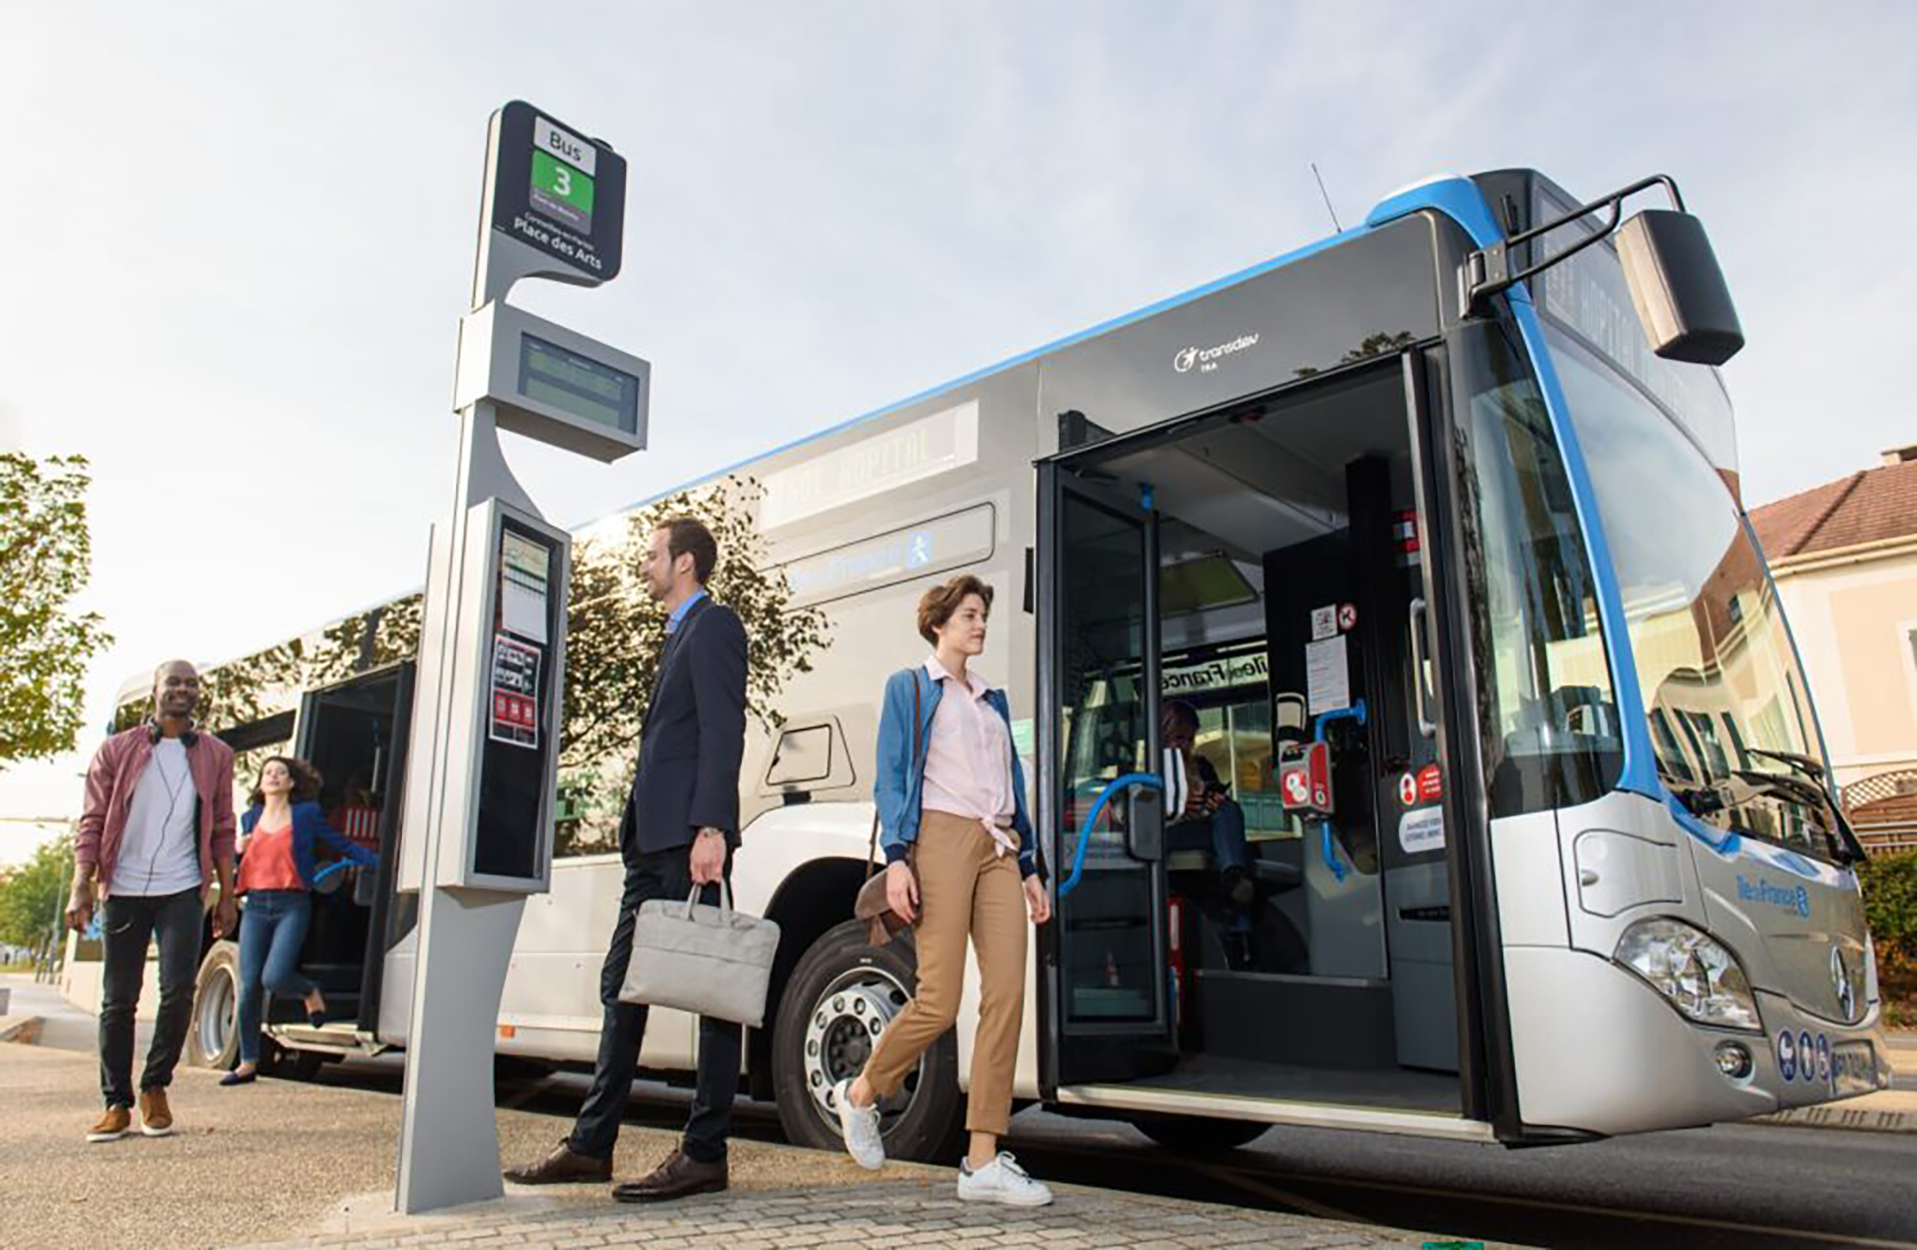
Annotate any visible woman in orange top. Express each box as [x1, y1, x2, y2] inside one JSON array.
[[222, 756, 376, 1085]]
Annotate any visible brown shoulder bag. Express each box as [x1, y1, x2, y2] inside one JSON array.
[[853, 670, 923, 945]]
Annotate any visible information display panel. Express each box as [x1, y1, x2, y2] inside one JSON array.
[[469, 510, 567, 885]]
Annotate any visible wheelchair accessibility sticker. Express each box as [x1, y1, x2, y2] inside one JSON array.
[[1776, 1029, 1796, 1081]]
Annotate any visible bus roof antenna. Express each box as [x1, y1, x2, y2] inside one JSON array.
[[1310, 162, 1343, 233]]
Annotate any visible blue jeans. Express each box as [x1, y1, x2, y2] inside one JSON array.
[[1167, 799, 1250, 872], [1167, 801, 1252, 933], [237, 890, 315, 1065]]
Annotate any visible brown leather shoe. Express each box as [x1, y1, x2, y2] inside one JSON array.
[[611, 1148, 728, 1203], [138, 1087, 174, 1137], [86, 1106, 131, 1143], [503, 1140, 613, 1185]]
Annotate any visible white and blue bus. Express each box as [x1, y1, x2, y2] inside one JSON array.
[[77, 167, 1887, 1157]]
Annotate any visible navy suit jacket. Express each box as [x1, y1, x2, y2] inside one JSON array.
[[619, 595, 749, 860]]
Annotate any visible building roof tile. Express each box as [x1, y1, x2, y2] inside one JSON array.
[[1750, 456, 1917, 559]]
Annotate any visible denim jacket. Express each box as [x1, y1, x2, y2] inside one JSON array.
[[874, 665, 1037, 879], [239, 800, 378, 891]]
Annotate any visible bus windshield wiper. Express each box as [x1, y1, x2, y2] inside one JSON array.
[[1657, 765, 1725, 818], [1747, 747, 1828, 784], [1730, 768, 1829, 811]]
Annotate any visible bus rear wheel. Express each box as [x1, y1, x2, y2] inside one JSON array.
[[187, 941, 241, 1071], [1128, 1114, 1270, 1153], [771, 919, 963, 1163]]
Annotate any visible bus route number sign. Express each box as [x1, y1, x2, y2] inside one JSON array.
[[488, 100, 627, 285]]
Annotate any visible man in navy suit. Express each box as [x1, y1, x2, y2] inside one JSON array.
[[505, 516, 748, 1201]]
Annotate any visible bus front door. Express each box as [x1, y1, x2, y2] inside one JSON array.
[[1037, 465, 1177, 1089]]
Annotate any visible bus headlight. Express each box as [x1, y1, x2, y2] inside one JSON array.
[[1613, 918, 1762, 1032]]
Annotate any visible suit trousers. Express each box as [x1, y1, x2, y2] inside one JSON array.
[[567, 843, 740, 1164], [860, 809, 1028, 1136]]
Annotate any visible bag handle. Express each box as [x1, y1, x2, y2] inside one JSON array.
[[865, 668, 926, 880], [683, 880, 733, 921]]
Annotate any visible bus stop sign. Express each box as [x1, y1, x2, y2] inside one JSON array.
[[483, 100, 627, 291]]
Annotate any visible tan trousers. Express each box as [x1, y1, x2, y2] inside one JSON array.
[[861, 809, 1028, 1136]]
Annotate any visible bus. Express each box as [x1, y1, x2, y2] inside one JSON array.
[[69, 167, 1889, 1154]]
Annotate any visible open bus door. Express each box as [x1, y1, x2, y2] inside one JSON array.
[[1037, 464, 1177, 1090], [271, 661, 416, 1055]]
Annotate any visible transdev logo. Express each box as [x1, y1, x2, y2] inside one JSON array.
[[1173, 333, 1260, 374], [1737, 874, 1812, 918]]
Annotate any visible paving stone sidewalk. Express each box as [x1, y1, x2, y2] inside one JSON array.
[[238, 1181, 1472, 1250], [2, 1040, 1496, 1250]]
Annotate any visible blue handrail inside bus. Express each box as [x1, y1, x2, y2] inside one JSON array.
[[312, 860, 353, 886], [1058, 773, 1165, 900], [1309, 702, 1367, 883]]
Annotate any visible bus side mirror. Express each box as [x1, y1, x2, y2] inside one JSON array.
[[1616, 209, 1745, 366]]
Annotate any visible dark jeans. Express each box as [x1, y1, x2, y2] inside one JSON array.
[[99, 888, 203, 1108], [237, 890, 315, 1065], [567, 844, 740, 1165]]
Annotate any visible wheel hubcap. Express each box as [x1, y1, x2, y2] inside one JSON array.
[[197, 967, 235, 1061], [802, 966, 920, 1135]]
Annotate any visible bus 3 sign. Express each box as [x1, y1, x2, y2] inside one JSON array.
[[488, 101, 627, 285]]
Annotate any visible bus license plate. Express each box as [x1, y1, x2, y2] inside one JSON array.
[[1829, 1041, 1879, 1097]]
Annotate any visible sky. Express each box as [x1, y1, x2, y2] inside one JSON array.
[[2, 2, 1914, 865]]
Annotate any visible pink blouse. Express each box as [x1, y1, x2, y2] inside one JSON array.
[[919, 656, 1019, 857]]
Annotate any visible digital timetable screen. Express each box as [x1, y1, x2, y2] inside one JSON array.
[[517, 334, 640, 434]]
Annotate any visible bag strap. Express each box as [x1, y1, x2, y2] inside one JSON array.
[[864, 668, 927, 879], [684, 880, 732, 919]]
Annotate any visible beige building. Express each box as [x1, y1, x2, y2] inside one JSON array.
[[1751, 446, 1917, 849]]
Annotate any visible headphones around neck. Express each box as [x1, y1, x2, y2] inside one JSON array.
[[146, 717, 199, 748]]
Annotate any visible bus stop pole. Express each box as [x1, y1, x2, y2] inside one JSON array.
[[394, 402, 537, 1216]]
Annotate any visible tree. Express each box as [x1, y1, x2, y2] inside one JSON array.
[[0, 832, 72, 952], [0, 454, 112, 766], [556, 475, 831, 854]]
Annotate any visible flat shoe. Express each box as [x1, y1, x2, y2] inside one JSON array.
[[219, 1070, 257, 1087]]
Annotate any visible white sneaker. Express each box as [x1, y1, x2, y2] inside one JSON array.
[[833, 1078, 885, 1171], [957, 1152, 1053, 1206]]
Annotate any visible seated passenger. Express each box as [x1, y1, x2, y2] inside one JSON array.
[[1161, 700, 1255, 914]]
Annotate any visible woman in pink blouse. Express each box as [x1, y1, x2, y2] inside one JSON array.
[[832, 575, 1054, 1207]]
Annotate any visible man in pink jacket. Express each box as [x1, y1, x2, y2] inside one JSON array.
[[66, 660, 237, 1143]]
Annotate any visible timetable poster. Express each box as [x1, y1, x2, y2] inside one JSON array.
[[489, 634, 541, 749]]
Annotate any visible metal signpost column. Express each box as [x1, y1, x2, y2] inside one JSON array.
[[393, 100, 648, 1216]]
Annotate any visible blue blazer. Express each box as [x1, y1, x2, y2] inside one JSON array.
[[874, 665, 1036, 879], [619, 595, 749, 859], [239, 800, 378, 890]]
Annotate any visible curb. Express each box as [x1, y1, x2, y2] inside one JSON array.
[[0, 1014, 44, 1045]]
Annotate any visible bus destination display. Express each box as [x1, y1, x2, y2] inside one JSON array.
[[518, 334, 640, 435]]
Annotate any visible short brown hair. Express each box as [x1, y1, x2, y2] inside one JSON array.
[[247, 755, 323, 809], [917, 575, 994, 646], [657, 516, 718, 584]]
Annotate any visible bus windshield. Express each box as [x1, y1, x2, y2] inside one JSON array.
[[1550, 327, 1839, 859]]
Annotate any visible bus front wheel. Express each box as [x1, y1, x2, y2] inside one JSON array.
[[771, 919, 963, 1163]]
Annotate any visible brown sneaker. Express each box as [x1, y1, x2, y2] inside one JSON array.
[[502, 1140, 612, 1185], [137, 1087, 174, 1138], [86, 1106, 131, 1143]]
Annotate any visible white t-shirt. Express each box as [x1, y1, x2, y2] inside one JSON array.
[[109, 738, 203, 897]]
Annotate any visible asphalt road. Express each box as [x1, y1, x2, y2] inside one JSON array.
[[11, 977, 1914, 1249]]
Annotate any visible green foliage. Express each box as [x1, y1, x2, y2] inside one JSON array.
[[556, 475, 830, 855], [0, 832, 73, 949], [1858, 849, 1917, 1006], [0, 454, 112, 766]]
